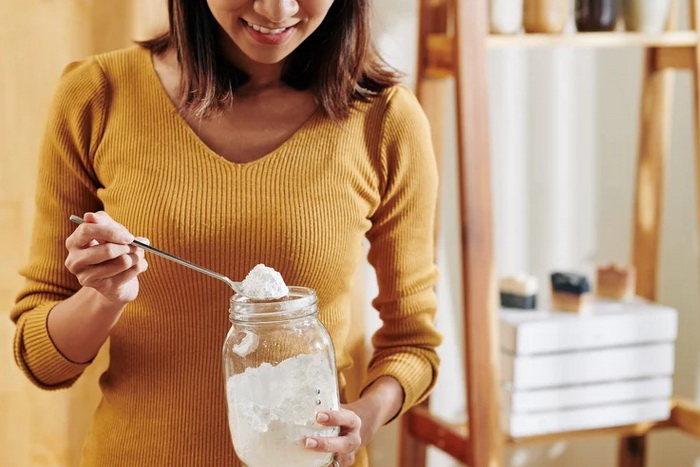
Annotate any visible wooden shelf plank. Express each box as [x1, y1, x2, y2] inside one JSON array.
[[407, 406, 676, 452], [406, 407, 470, 464], [425, 32, 699, 76], [487, 31, 699, 49], [671, 397, 700, 439], [507, 419, 675, 446]]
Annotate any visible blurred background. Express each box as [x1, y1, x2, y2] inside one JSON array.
[[3, 0, 700, 465]]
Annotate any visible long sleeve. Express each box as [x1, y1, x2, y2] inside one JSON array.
[[10, 58, 108, 389], [362, 86, 442, 417]]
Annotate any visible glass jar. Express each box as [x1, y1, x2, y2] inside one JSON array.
[[223, 287, 340, 467]]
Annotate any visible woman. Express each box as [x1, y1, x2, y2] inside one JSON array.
[[10, 0, 441, 465]]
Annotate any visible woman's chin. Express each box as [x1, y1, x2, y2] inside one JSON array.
[[246, 53, 289, 65], [238, 48, 292, 66]]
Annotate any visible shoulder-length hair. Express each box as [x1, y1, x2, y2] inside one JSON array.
[[140, 0, 400, 120]]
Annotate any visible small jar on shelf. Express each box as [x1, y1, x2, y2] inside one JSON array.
[[490, 0, 524, 34], [524, 0, 569, 34], [622, 0, 672, 33], [575, 0, 619, 32]]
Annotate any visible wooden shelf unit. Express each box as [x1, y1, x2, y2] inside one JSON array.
[[487, 31, 699, 48], [400, 1, 700, 466], [426, 31, 699, 78], [405, 405, 681, 465], [405, 397, 700, 465]]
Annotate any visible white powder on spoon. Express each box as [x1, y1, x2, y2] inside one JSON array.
[[239, 264, 289, 300], [232, 264, 287, 357]]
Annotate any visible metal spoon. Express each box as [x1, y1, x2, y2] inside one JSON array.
[[69, 215, 243, 294]]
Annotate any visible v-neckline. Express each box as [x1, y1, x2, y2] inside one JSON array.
[[140, 46, 322, 168]]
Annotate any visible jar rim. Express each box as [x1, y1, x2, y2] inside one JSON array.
[[229, 286, 318, 322]]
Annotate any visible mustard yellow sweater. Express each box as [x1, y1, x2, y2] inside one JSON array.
[[11, 46, 441, 466]]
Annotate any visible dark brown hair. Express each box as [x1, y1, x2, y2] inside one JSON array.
[[140, 0, 400, 120]]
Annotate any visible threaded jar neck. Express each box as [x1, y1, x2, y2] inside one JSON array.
[[229, 286, 318, 323]]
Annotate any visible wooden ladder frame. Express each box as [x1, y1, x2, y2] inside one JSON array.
[[400, 0, 700, 466]]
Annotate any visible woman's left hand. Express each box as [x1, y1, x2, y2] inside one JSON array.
[[305, 376, 404, 466], [304, 403, 372, 467]]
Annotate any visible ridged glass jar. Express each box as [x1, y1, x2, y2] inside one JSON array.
[[223, 287, 340, 467]]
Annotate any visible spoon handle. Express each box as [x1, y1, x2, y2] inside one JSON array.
[[69, 215, 238, 291]]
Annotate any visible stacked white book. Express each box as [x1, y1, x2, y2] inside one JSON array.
[[500, 299, 678, 438]]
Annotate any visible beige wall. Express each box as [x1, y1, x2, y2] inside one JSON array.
[[1, 2, 149, 465]]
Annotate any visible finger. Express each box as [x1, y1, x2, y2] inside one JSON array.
[[105, 260, 148, 287], [84, 211, 114, 224], [93, 260, 148, 294], [316, 410, 362, 432], [78, 254, 141, 286], [67, 223, 134, 249], [134, 238, 149, 261], [304, 433, 361, 455], [73, 211, 134, 246], [67, 243, 137, 270]]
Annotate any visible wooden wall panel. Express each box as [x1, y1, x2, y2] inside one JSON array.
[[0, 1, 142, 465]]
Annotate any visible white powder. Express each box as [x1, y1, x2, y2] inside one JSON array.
[[226, 353, 340, 467], [232, 330, 259, 357], [240, 264, 289, 300]]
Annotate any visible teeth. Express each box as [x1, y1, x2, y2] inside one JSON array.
[[246, 20, 287, 35]]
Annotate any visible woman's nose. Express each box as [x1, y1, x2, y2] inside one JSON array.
[[253, 0, 300, 24]]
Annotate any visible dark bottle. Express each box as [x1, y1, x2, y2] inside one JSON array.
[[575, 0, 619, 32]]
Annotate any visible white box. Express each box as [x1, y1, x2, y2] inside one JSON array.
[[500, 299, 678, 355], [503, 399, 671, 437], [501, 343, 674, 390], [502, 377, 672, 412]]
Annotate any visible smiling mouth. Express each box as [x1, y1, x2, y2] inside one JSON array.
[[243, 19, 296, 35]]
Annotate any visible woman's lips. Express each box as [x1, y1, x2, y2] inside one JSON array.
[[242, 19, 296, 45]]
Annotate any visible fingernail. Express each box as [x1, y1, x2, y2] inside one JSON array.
[[305, 438, 318, 448], [317, 413, 329, 422], [123, 234, 135, 243]]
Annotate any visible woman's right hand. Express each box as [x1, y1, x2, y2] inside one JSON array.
[[64, 211, 149, 306]]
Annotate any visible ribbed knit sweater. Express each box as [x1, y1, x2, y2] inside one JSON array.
[[11, 46, 441, 466]]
